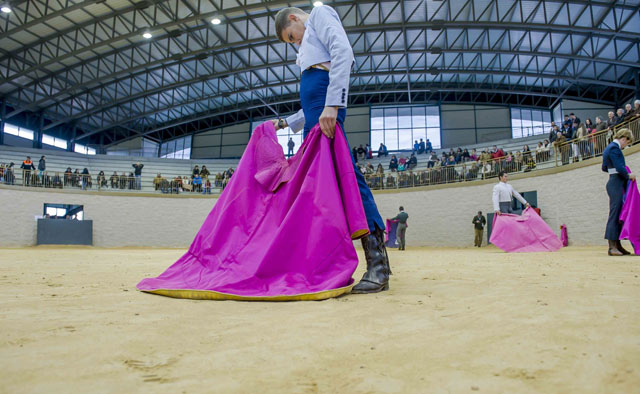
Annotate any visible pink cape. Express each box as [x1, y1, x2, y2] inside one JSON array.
[[137, 122, 369, 300], [619, 177, 640, 254], [490, 207, 562, 253]]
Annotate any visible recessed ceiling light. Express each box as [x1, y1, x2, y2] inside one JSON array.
[[313, 1, 323, 7], [1, 6, 11, 13], [211, 18, 221, 25], [143, 32, 152, 39]]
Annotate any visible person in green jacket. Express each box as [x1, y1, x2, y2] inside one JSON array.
[[389, 207, 409, 250], [472, 211, 487, 247]]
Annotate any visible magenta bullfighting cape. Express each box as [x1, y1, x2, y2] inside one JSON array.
[[137, 122, 369, 300], [490, 207, 562, 253], [619, 174, 640, 254]]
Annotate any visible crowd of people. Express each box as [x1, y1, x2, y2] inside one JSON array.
[[0, 156, 235, 194], [355, 100, 640, 189]]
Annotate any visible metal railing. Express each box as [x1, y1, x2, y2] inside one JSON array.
[[361, 115, 640, 190]]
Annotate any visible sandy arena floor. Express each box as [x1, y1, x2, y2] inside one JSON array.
[[0, 246, 639, 393]]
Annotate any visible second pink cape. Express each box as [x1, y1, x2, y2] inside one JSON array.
[[490, 207, 562, 253]]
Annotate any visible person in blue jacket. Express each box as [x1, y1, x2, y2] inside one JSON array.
[[272, 6, 390, 293], [602, 128, 635, 256]]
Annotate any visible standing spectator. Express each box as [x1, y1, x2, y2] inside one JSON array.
[[352, 146, 358, 163], [20, 156, 35, 186], [472, 211, 486, 247], [287, 138, 295, 157], [200, 165, 210, 180], [365, 143, 372, 159], [81, 168, 91, 190], [132, 162, 144, 190], [615, 108, 625, 125], [378, 143, 388, 157], [554, 131, 569, 165], [388, 206, 409, 251], [569, 113, 581, 128], [4, 162, 15, 185], [389, 154, 398, 171], [128, 172, 135, 190], [0, 163, 4, 183], [631, 100, 640, 118], [563, 114, 572, 129], [535, 142, 545, 163], [357, 144, 366, 161], [606, 111, 618, 129], [37, 155, 46, 184], [624, 104, 633, 121], [548, 122, 557, 142]]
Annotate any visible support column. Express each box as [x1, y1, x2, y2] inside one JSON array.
[[0, 99, 5, 146], [67, 126, 76, 152], [33, 112, 44, 149]]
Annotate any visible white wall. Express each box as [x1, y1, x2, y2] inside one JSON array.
[[3, 146, 639, 248]]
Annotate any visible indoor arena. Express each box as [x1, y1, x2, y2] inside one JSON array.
[[1, 1, 639, 393]]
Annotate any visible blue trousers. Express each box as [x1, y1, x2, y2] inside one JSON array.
[[300, 68, 384, 232], [605, 174, 626, 240]]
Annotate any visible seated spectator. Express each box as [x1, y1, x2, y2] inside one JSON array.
[[535, 142, 545, 162], [173, 175, 183, 191], [0, 163, 4, 183], [193, 174, 203, 192], [624, 103, 633, 120], [398, 156, 407, 169], [446, 155, 456, 167], [110, 171, 119, 188], [376, 163, 384, 175], [563, 114, 572, 129], [427, 152, 437, 168], [491, 145, 505, 159], [182, 176, 192, 192], [462, 148, 470, 162], [120, 172, 128, 189], [389, 154, 398, 171], [153, 173, 164, 191], [632, 100, 640, 117], [215, 172, 223, 187], [365, 163, 374, 175], [97, 171, 107, 188], [203, 178, 212, 194], [469, 148, 478, 161], [425, 139, 433, 154], [418, 138, 425, 154], [413, 140, 420, 153], [408, 154, 417, 170], [377, 143, 388, 157], [200, 165, 210, 180], [454, 148, 463, 163], [192, 165, 200, 178]]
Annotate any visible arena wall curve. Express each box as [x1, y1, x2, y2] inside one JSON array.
[[2, 147, 639, 248]]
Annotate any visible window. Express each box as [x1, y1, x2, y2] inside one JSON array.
[[251, 120, 303, 157], [42, 134, 68, 149], [511, 107, 551, 138], [4, 123, 34, 140], [160, 135, 191, 159], [74, 143, 96, 155], [370, 105, 441, 151]]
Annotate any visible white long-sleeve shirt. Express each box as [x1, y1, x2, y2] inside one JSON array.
[[492, 182, 528, 211], [285, 5, 355, 133]]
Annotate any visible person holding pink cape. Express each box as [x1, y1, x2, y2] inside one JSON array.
[[602, 128, 636, 256]]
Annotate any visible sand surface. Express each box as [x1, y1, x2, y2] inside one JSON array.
[[0, 246, 639, 393]]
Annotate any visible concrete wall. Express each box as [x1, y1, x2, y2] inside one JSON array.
[[3, 147, 639, 248], [440, 104, 511, 148], [191, 122, 252, 159], [559, 99, 613, 125]]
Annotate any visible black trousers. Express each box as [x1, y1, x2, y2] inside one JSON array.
[[605, 174, 627, 240]]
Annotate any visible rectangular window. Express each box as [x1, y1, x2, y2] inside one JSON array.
[[510, 107, 552, 139], [371, 105, 441, 151], [4, 123, 34, 140], [42, 134, 68, 149], [74, 143, 96, 155], [160, 135, 192, 159]]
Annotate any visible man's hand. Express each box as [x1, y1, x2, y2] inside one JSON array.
[[319, 106, 338, 138], [495, 210, 501, 215], [630, 173, 636, 181], [525, 203, 531, 208]]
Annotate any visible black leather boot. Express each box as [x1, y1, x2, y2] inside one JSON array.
[[352, 228, 390, 294]]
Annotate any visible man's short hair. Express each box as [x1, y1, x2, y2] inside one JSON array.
[[399, 206, 404, 211], [275, 7, 306, 41], [564, 114, 569, 117], [498, 171, 506, 178], [570, 113, 575, 116], [478, 211, 482, 214]]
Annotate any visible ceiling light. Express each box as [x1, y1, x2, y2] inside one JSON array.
[[143, 32, 152, 39], [313, 1, 323, 7], [211, 18, 221, 25], [1, 6, 11, 13]]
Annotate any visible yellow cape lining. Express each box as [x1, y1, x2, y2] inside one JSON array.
[[139, 283, 354, 301]]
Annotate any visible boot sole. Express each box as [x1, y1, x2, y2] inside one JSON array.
[[351, 283, 389, 294]]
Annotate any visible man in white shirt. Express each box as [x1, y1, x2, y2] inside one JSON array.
[[272, 6, 390, 294], [493, 171, 530, 214]]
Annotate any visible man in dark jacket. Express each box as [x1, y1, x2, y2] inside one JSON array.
[[472, 211, 486, 247], [132, 162, 144, 190]]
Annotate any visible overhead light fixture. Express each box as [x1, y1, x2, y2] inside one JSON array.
[[430, 46, 443, 54], [143, 32, 152, 39], [211, 17, 221, 25], [313, 1, 323, 7], [1, 6, 11, 13], [429, 67, 440, 76]]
